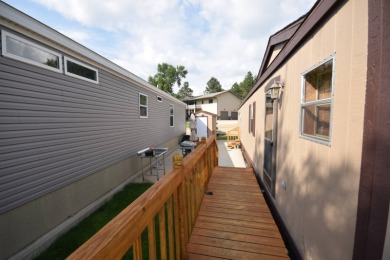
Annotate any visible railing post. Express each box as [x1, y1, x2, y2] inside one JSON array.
[[200, 137, 207, 191], [202, 137, 210, 190], [173, 154, 188, 259], [214, 136, 218, 168]]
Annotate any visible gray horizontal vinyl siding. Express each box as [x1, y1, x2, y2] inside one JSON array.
[[0, 56, 185, 214]]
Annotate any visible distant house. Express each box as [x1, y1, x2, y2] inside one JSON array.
[[0, 3, 186, 259], [183, 90, 242, 120], [239, 0, 389, 259]]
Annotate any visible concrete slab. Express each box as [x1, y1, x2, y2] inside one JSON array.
[[216, 140, 247, 168]]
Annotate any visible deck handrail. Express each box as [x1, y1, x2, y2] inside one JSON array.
[[67, 134, 218, 260]]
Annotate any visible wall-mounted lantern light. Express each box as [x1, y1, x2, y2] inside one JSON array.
[[270, 81, 284, 100]]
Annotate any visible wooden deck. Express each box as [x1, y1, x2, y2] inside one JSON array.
[[188, 167, 289, 259]]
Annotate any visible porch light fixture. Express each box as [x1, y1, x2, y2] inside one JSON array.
[[270, 81, 284, 100]]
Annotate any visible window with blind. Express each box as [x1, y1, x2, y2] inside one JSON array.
[[169, 104, 174, 127], [265, 96, 273, 140], [248, 104, 252, 133], [248, 102, 256, 136], [252, 102, 256, 136], [300, 57, 334, 144], [139, 93, 148, 118]]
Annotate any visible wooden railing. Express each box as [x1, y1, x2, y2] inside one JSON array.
[[67, 135, 218, 260]]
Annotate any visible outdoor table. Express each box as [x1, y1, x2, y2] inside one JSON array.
[[137, 148, 168, 181]]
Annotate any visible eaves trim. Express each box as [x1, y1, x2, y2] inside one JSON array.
[[241, 0, 347, 108]]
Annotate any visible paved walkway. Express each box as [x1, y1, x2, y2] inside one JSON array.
[[166, 140, 247, 174], [216, 140, 246, 168]]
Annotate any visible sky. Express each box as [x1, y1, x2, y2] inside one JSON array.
[[3, 0, 316, 96]]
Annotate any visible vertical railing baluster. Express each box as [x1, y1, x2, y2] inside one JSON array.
[[159, 207, 167, 260], [190, 168, 196, 229], [167, 196, 174, 260], [173, 154, 188, 259], [173, 190, 181, 260], [148, 219, 157, 260], [133, 236, 142, 260]]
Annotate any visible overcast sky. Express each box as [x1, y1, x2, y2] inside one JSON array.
[[4, 0, 316, 96]]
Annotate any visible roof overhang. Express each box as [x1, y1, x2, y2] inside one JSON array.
[[256, 15, 306, 80], [241, 0, 348, 108]]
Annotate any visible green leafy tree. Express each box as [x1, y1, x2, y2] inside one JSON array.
[[241, 71, 256, 95], [230, 71, 256, 98], [176, 82, 193, 100], [175, 65, 187, 87], [205, 77, 223, 94], [148, 63, 188, 94], [230, 82, 243, 98]]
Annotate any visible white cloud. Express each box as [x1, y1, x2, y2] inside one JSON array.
[[30, 0, 316, 95]]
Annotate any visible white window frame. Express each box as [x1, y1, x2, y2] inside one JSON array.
[[299, 55, 335, 145], [169, 104, 174, 127], [139, 93, 148, 118], [64, 56, 99, 84], [249, 104, 252, 133], [1, 30, 62, 73], [251, 102, 255, 134]]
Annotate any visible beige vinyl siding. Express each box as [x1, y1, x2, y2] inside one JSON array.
[[239, 1, 368, 259]]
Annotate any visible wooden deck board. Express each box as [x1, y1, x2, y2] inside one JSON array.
[[200, 201, 270, 213], [188, 167, 289, 259], [201, 197, 269, 208], [190, 235, 288, 257], [195, 215, 279, 231]]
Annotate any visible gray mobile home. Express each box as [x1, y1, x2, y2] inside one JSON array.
[[0, 3, 186, 259]]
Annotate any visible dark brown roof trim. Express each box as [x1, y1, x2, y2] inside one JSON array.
[[257, 15, 306, 80], [353, 0, 390, 258], [271, 14, 308, 38], [241, 0, 347, 107]]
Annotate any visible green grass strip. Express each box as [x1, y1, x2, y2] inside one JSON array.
[[35, 183, 153, 260]]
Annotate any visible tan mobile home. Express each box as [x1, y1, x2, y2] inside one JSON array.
[[239, 0, 389, 259]]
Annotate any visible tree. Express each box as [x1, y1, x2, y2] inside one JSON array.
[[230, 71, 256, 98], [205, 77, 223, 93], [175, 65, 187, 87], [176, 82, 193, 100], [148, 63, 188, 94], [230, 82, 243, 98], [241, 71, 256, 95]]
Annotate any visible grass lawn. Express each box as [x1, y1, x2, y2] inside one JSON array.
[[35, 183, 153, 260]]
